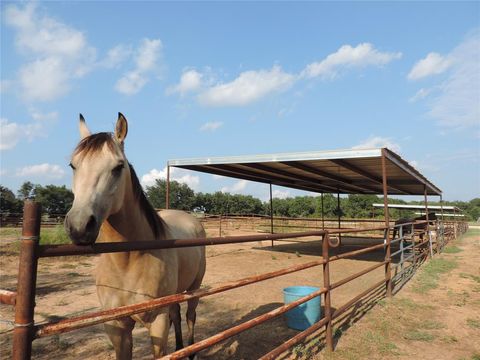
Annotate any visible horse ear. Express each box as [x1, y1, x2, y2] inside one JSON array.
[[79, 114, 91, 139], [115, 112, 128, 144]]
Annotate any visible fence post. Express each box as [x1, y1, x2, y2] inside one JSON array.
[[322, 232, 333, 351], [399, 226, 404, 277], [411, 223, 416, 269], [13, 201, 41, 360]]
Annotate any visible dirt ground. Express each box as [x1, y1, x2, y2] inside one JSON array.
[[0, 227, 478, 359]]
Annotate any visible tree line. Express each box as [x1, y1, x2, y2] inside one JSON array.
[[1, 180, 479, 221]]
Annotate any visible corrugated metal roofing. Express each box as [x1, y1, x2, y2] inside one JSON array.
[[169, 148, 442, 196]]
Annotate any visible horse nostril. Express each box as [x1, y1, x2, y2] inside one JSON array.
[[85, 215, 97, 233]]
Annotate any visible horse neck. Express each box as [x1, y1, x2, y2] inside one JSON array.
[[98, 172, 158, 243]]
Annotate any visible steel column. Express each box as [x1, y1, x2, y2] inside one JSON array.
[[166, 164, 170, 209], [337, 191, 342, 245], [424, 185, 433, 258], [322, 233, 333, 351], [381, 149, 392, 297], [13, 201, 41, 360], [321, 193, 325, 230], [269, 183, 274, 247]]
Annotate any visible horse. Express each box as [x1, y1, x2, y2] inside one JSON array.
[[392, 212, 437, 240], [64, 113, 206, 359]]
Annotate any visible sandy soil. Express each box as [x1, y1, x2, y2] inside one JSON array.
[[1, 227, 474, 359]]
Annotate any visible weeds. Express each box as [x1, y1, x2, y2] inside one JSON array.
[[460, 273, 480, 283], [403, 330, 434, 342], [442, 246, 462, 254], [40, 225, 70, 245], [412, 258, 457, 294], [466, 318, 480, 329]]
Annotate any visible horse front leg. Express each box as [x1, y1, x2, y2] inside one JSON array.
[[104, 318, 135, 360], [148, 310, 170, 357]]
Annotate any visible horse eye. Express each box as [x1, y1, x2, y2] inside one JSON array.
[[112, 164, 124, 175], [69, 162, 76, 170]]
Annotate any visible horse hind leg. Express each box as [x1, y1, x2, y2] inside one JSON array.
[[148, 310, 170, 357], [170, 303, 184, 350], [104, 318, 135, 360]]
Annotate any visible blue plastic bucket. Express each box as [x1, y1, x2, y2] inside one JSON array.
[[283, 286, 321, 331]]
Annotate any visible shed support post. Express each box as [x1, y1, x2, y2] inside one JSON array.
[[440, 196, 445, 248], [337, 191, 342, 246], [166, 164, 170, 210], [322, 232, 333, 351], [321, 193, 325, 231], [424, 185, 433, 258], [270, 183, 274, 247], [381, 149, 392, 297], [13, 201, 41, 360]]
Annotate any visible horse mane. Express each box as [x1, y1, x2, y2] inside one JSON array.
[[73, 132, 164, 239]]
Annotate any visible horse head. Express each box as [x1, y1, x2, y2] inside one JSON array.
[[65, 113, 129, 245]]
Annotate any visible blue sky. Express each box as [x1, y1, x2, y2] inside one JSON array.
[[1, 1, 479, 202]]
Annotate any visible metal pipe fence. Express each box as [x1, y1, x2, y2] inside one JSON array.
[[1, 201, 469, 359]]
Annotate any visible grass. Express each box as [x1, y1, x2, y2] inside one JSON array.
[[466, 318, 480, 329], [39, 225, 70, 245], [460, 272, 480, 283], [0, 227, 21, 240], [412, 258, 457, 294], [442, 245, 463, 254], [403, 330, 434, 342]]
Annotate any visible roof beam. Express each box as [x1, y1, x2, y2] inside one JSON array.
[[329, 159, 411, 195], [282, 161, 380, 194], [188, 164, 335, 194], [238, 163, 351, 193]]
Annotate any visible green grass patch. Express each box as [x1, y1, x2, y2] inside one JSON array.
[[403, 330, 434, 342], [412, 258, 457, 294], [467, 318, 480, 329], [39, 225, 70, 245], [442, 246, 462, 254], [460, 273, 480, 283], [0, 227, 21, 240]]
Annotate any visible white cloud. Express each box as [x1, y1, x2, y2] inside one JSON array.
[[200, 121, 223, 132], [16, 163, 66, 179], [4, 3, 96, 102], [167, 69, 203, 95], [115, 38, 163, 95], [301, 43, 402, 79], [141, 167, 200, 190], [100, 44, 132, 69], [0, 118, 44, 151], [221, 180, 248, 194], [29, 110, 58, 121], [272, 189, 290, 199], [409, 88, 431, 103], [427, 31, 480, 129], [198, 65, 295, 107], [352, 136, 401, 153], [407, 52, 453, 80]]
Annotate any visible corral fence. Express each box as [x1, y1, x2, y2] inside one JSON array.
[[1, 201, 468, 359]]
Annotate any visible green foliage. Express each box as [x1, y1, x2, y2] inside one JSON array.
[[0, 185, 22, 214], [146, 179, 196, 211], [33, 184, 74, 215], [195, 191, 264, 215]]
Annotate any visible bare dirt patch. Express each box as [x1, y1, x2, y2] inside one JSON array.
[[1, 227, 477, 359]]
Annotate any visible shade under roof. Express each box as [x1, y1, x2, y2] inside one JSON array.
[[372, 204, 460, 211], [169, 148, 442, 196]]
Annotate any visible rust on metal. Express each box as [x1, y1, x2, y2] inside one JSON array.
[[36, 256, 327, 337], [13, 201, 41, 360], [159, 287, 327, 360], [37, 230, 327, 258], [0, 289, 17, 306], [381, 148, 392, 297], [330, 261, 387, 290], [259, 317, 329, 360]]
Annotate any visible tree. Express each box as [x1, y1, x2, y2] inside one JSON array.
[[146, 179, 196, 211], [0, 186, 22, 214], [17, 181, 35, 201], [33, 184, 74, 215]]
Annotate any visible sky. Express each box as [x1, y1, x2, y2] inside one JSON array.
[[1, 1, 479, 202]]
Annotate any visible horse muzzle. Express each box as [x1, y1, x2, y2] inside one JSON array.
[[64, 211, 100, 246]]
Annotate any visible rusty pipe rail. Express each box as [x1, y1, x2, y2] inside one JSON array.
[[0, 290, 16, 306], [159, 287, 327, 360], [35, 257, 327, 338], [37, 230, 328, 258]]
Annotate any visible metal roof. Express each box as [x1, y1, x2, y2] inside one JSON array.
[[414, 212, 465, 217], [169, 147, 442, 196], [372, 204, 460, 211]]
